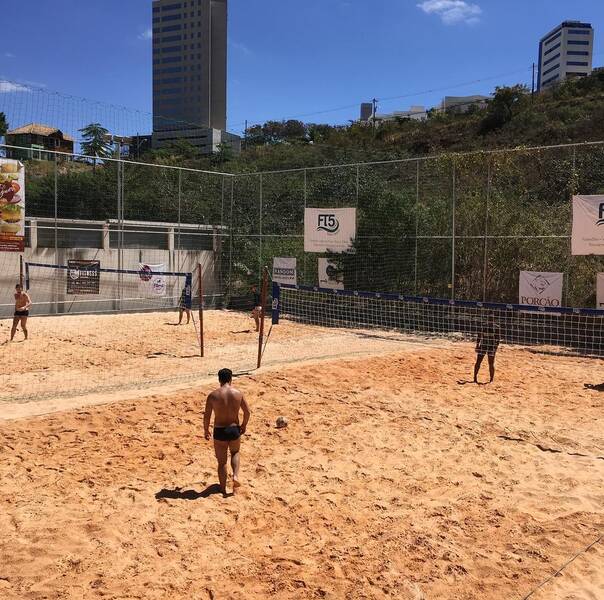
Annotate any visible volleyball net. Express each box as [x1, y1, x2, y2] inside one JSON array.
[[271, 283, 604, 358]]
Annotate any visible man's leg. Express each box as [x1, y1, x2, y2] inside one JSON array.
[[229, 438, 241, 490], [10, 316, 19, 341], [21, 317, 28, 341], [474, 353, 484, 383], [186, 309, 190, 324], [178, 308, 183, 325], [488, 354, 496, 383], [214, 440, 229, 494], [252, 309, 260, 332]]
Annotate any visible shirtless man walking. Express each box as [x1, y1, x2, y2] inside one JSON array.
[[11, 283, 31, 341], [204, 368, 251, 496]]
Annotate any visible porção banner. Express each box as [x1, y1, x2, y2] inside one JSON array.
[[304, 208, 356, 253], [0, 159, 25, 253], [571, 195, 604, 255], [272, 257, 297, 285], [318, 258, 344, 290], [519, 271, 564, 308], [139, 263, 167, 297]]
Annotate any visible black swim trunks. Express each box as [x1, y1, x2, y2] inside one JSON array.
[[14, 310, 29, 317], [213, 425, 241, 442]]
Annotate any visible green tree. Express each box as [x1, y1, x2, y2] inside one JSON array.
[[0, 112, 8, 138], [480, 85, 528, 133], [79, 123, 112, 166]]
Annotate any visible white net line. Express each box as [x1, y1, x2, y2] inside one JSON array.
[[276, 285, 604, 358]]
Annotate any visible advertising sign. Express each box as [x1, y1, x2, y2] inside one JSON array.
[[273, 257, 297, 286], [304, 208, 356, 253], [67, 260, 101, 295], [519, 271, 563, 308], [572, 195, 604, 255], [139, 263, 167, 297], [0, 159, 25, 252], [318, 258, 344, 290]]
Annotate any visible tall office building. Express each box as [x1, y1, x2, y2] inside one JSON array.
[[152, 0, 238, 153], [538, 21, 594, 91]]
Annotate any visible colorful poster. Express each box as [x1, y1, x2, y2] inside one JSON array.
[[571, 195, 604, 255], [0, 159, 25, 252], [273, 257, 297, 285], [67, 260, 101, 295], [304, 208, 356, 253], [139, 263, 166, 297], [597, 273, 604, 309], [519, 271, 564, 308], [318, 258, 344, 290]]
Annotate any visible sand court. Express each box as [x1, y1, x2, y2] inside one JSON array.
[[0, 329, 603, 599]]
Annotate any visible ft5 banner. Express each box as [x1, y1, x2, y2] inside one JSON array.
[[572, 195, 604, 255], [304, 208, 356, 253], [0, 159, 25, 252]]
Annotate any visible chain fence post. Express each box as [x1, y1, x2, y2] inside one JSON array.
[[54, 152, 58, 314], [451, 161, 456, 300], [303, 168, 307, 284], [259, 173, 263, 284], [414, 159, 420, 296], [228, 175, 234, 305], [483, 159, 491, 302]]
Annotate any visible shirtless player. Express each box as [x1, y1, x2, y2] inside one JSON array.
[[11, 283, 31, 341], [204, 368, 251, 496]]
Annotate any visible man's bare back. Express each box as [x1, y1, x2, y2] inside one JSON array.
[[204, 368, 251, 496]]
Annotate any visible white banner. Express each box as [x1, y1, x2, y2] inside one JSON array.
[[139, 263, 167, 298], [304, 207, 356, 253], [572, 195, 604, 255], [318, 258, 344, 290], [273, 257, 297, 286], [519, 271, 563, 308], [597, 273, 604, 309]]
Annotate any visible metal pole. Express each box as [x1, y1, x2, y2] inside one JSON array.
[[54, 154, 58, 314], [414, 160, 420, 295], [256, 266, 269, 369], [483, 160, 491, 302], [303, 169, 307, 284], [198, 262, 204, 357], [177, 169, 182, 272], [355, 165, 360, 290], [228, 177, 234, 301], [451, 162, 456, 300], [19, 255, 23, 288], [259, 173, 263, 283]]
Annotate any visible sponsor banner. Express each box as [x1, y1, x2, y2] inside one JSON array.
[[318, 258, 344, 290], [0, 159, 25, 253], [597, 273, 604, 309], [273, 257, 297, 286], [139, 263, 167, 297], [519, 271, 563, 308], [67, 260, 101, 295], [304, 207, 356, 253], [572, 195, 604, 255]]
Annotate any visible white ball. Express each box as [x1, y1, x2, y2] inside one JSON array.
[[276, 416, 288, 429]]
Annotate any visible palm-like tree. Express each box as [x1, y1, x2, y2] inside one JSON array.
[[79, 123, 112, 167]]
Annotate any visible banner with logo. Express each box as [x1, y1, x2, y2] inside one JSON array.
[[0, 159, 25, 253], [318, 258, 344, 290], [572, 195, 604, 255], [139, 263, 167, 297], [273, 257, 297, 286], [519, 271, 564, 308], [304, 208, 356, 253], [597, 273, 604, 309], [67, 260, 100, 295]]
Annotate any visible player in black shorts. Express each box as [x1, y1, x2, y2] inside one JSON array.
[[474, 320, 501, 384], [11, 283, 32, 341]]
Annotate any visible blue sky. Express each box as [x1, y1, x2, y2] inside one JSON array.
[[1, 0, 604, 136]]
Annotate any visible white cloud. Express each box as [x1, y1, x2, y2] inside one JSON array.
[[0, 80, 30, 93], [138, 28, 152, 41], [418, 0, 482, 25], [230, 40, 252, 56]]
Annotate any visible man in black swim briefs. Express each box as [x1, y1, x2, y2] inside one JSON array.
[[474, 319, 501, 384], [11, 283, 31, 342], [204, 368, 251, 496]]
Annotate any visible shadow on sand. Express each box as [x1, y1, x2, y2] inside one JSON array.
[[155, 484, 232, 500]]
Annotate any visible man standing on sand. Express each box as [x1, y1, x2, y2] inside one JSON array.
[[11, 283, 31, 342], [251, 284, 262, 332], [473, 319, 501, 384], [204, 368, 251, 496]]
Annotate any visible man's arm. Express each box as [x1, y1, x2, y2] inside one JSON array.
[[24, 293, 32, 310], [239, 395, 251, 435], [203, 395, 213, 440]]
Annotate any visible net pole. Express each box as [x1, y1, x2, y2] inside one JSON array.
[[19, 255, 23, 288], [257, 266, 269, 369], [198, 262, 204, 357]]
